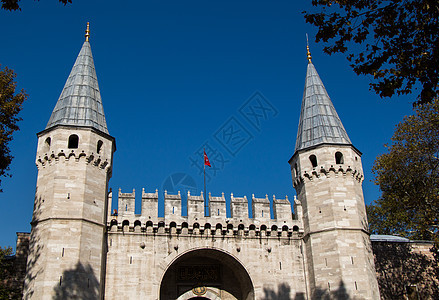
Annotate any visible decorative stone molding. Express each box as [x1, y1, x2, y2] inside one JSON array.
[[293, 165, 364, 187], [36, 149, 111, 170]]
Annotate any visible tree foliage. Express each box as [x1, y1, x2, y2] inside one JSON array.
[[0, 246, 23, 299], [304, 0, 439, 105], [1, 0, 71, 11], [368, 100, 439, 241], [372, 242, 439, 299], [0, 65, 27, 192]]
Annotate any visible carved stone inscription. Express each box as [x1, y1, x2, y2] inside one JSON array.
[[178, 265, 220, 282]]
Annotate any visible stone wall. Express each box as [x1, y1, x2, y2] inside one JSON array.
[[105, 222, 307, 299]]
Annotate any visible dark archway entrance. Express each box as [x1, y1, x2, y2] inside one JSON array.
[[160, 249, 254, 300]]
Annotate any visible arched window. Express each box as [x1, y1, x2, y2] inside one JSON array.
[[44, 137, 52, 151], [68, 134, 79, 149], [110, 219, 118, 228], [134, 220, 141, 231], [97, 140, 103, 154], [309, 155, 318, 168], [335, 152, 344, 164], [122, 220, 129, 229]]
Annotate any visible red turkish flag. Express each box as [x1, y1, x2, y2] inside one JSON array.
[[204, 150, 211, 167]]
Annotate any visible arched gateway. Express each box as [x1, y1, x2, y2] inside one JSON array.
[[160, 249, 254, 300]]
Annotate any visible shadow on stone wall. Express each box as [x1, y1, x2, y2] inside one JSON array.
[[262, 281, 363, 300], [312, 281, 353, 300], [373, 242, 439, 300], [262, 283, 292, 300], [22, 194, 44, 299], [52, 262, 99, 300], [21, 192, 100, 299]]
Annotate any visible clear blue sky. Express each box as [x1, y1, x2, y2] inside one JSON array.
[[0, 0, 414, 249]]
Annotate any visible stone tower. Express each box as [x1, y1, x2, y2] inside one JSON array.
[[23, 24, 115, 299], [289, 49, 380, 299]]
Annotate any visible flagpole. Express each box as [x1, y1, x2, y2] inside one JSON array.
[[203, 148, 207, 216]]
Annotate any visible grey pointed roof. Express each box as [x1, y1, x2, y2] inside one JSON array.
[[46, 41, 109, 134], [294, 62, 351, 152]]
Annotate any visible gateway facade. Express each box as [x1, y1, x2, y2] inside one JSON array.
[[22, 26, 380, 299]]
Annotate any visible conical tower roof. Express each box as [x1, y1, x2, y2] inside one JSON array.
[[294, 58, 351, 152], [46, 25, 108, 134]]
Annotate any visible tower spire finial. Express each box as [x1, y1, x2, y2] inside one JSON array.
[[85, 22, 90, 42], [306, 33, 312, 63]]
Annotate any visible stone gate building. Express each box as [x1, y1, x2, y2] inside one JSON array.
[[22, 25, 380, 299]]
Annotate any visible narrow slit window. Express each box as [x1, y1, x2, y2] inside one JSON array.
[[309, 155, 318, 168], [218, 209, 220, 216], [130, 256, 133, 264], [97, 140, 103, 154], [62, 248, 64, 257]]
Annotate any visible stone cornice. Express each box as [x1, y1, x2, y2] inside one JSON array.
[[303, 226, 370, 240], [31, 217, 105, 228]]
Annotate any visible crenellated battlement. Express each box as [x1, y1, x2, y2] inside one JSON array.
[[292, 164, 364, 188], [36, 149, 111, 170], [107, 188, 303, 236]]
